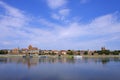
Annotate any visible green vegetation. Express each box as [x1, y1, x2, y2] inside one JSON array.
[[0, 50, 8, 54], [77, 50, 80, 55], [101, 50, 110, 55], [84, 51, 88, 55], [111, 50, 120, 55], [95, 50, 120, 55], [67, 50, 74, 55], [51, 52, 56, 55], [0, 49, 120, 56], [67, 55, 74, 58], [101, 58, 110, 64]]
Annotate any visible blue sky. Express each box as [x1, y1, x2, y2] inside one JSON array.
[[0, 0, 120, 50]]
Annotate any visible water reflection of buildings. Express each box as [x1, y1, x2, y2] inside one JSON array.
[[22, 58, 39, 68], [0, 57, 120, 67], [0, 57, 76, 66], [38, 57, 75, 64], [0, 57, 39, 68]]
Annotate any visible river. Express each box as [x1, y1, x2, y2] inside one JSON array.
[[0, 57, 120, 80]]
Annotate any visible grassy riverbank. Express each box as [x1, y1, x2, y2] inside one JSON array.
[[0, 54, 120, 58], [0, 54, 24, 57], [82, 55, 120, 58]]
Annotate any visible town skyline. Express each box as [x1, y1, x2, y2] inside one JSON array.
[[0, 44, 119, 56], [1, 44, 119, 51], [0, 0, 120, 50]]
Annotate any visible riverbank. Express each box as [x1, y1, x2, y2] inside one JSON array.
[[0, 54, 24, 57], [82, 55, 120, 58], [0, 54, 120, 58]]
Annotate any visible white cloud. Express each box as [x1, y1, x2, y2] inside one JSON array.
[[0, 1, 25, 18], [51, 13, 60, 20], [57, 23, 86, 39], [0, 1, 28, 29], [51, 8, 70, 21], [39, 18, 61, 28], [46, 0, 70, 21], [0, 1, 120, 50], [88, 13, 120, 35], [59, 8, 70, 20], [38, 13, 120, 49], [47, 0, 67, 9], [59, 8, 70, 16], [0, 1, 30, 48]]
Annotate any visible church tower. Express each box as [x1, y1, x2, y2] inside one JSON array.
[[28, 45, 33, 50]]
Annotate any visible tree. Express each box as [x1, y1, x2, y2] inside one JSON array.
[[84, 51, 88, 55], [112, 50, 119, 55], [0, 50, 8, 54], [51, 52, 56, 55], [67, 50, 74, 55], [77, 50, 80, 55], [95, 50, 103, 55], [96, 50, 110, 55], [101, 50, 110, 55]]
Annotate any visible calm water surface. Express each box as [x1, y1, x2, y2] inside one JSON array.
[[0, 57, 120, 80]]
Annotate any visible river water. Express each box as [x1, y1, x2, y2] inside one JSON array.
[[0, 57, 120, 80]]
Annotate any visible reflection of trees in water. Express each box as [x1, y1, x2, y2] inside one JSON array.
[[101, 58, 110, 64], [112, 57, 120, 62], [100, 57, 120, 64], [0, 57, 75, 67], [81, 58, 95, 63], [0, 57, 120, 66], [0, 58, 7, 63], [81, 57, 120, 65]]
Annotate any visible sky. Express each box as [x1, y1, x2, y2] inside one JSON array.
[[0, 0, 120, 50]]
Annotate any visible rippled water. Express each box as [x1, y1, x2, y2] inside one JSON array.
[[0, 57, 120, 80]]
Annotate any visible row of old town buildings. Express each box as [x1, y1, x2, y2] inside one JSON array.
[[1, 45, 120, 55], [5, 45, 107, 55]]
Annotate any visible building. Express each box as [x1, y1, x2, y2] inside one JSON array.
[[79, 50, 86, 55], [101, 47, 106, 50], [28, 45, 39, 54], [42, 50, 50, 54], [12, 48, 19, 54], [52, 50, 59, 54], [60, 50, 67, 55], [21, 48, 28, 54], [88, 50, 95, 55], [8, 49, 12, 54]]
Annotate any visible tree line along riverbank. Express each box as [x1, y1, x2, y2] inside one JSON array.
[[0, 49, 120, 57]]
